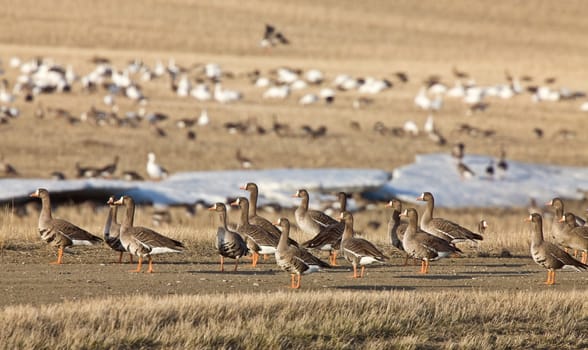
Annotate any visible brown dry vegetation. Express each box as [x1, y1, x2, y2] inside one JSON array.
[[2, 1, 588, 348]]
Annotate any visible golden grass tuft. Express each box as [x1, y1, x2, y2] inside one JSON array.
[[1, 290, 586, 349]]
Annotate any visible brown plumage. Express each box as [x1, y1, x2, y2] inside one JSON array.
[[29, 188, 102, 264], [293, 189, 338, 236], [275, 218, 329, 289], [547, 198, 586, 257], [113, 196, 184, 273], [230, 197, 278, 267], [417, 192, 483, 243], [400, 208, 462, 274], [339, 211, 388, 278], [209, 202, 248, 272], [385, 199, 413, 265], [526, 213, 587, 285], [301, 192, 347, 265], [104, 196, 133, 264], [559, 212, 588, 264]]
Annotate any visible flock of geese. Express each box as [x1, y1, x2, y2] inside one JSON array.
[[28, 184, 588, 288]]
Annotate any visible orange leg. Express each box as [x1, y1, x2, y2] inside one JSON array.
[[263, 254, 268, 261], [147, 256, 154, 273], [234, 258, 239, 272], [117, 252, 123, 264], [360, 265, 366, 278], [545, 270, 556, 285], [50, 247, 64, 265], [293, 274, 301, 289], [251, 252, 259, 267], [290, 274, 296, 288], [330, 251, 338, 266], [220, 256, 225, 272], [403, 255, 409, 266], [131, 256, 143, 272], [419, 260, 426, 273], [573, 250, 579, 258], [352, 264, 359, 278], [582, 252, 587, 264]]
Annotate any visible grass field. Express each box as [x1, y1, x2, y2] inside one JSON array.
[[2, 1, 588, 348]]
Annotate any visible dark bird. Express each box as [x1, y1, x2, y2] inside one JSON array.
[[260, 24, 290, 48]]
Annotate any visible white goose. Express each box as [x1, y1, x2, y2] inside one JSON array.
[[214, 83, 242, 103], [146, 152, 168, 180]]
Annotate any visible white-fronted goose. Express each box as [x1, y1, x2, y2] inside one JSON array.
[[526, 213, 587, 285], [293, 189, 338, 236], [209, 202, 248, 272], [546, 197, 585, 256], [230, 197, 278, 267], [112, 196, 184, 273], [559, 212, 588, 264], [339, 211, 388, 278], [29, 188, 102, 264], [275, 218, 329, 289], [146, 152, 168, 180], [400, 208, 462, 274], [301, 192, 347, 265], [384, 199, 413, 265], [417, 192, 483, 243], [104, 196, 133, 264]]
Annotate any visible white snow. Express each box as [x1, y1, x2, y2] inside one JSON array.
[[3, 154, 588, 209]]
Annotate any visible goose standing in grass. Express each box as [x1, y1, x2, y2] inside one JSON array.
[[385, 199, 414, 265], [104, 196, 133, 264], [339, 211, 388, 278], [209, 202, 248, 272], [400, 208, 461, 274], [146, 152, 168, 180], [301, 192, 347, 265], [29, 188, 102, 264], [231, 197, 278, 267], [275, 218, 329, 289], [112, 195, 184, 273], [416, 192, 483, 244], [239, 182, 285, 241], [526, 213, 587, 285], [293, 189, 338, 237], [546, 197, 585, 257], [559, 212, 588, 264]]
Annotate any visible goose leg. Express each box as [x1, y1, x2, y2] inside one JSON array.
[[234, 258, 239, 272], [360, 265, 365, 278], [118, 251, 123, 264], [294, 274, 301, 289], [128, 254, 134, 264], [50, 247, 64, 265], [419, 260, 426, 274], [147, 256, 154, 273], [330, 251, 338, 266], [131, 256, 143, 272], [352, 264, 359, 278], [220, 255, 225, 272], [582, 252, 587, 264], [424, 260, 430, 274], [573, 250, 578, 258], [251, 252, 259, 267], [290, 274, 295, 288], [403, 254, 409, 266]]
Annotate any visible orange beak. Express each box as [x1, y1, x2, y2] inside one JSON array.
[[545, 200, 553, 206], [230, 199, 239, 206], [384, 201, 392, 208], [239, 185, 247, 190], [416, 194, 424, 201]]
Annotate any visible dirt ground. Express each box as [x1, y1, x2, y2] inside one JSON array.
[[2, 243, 587, 308]]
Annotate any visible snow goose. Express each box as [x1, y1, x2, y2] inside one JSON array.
[[263, 84, 290, 99], [197, 109, 210, 126], [400, 208, 461, 274], [231, 197, 279, 267], [293, 189, 338, 236], [339, 211, 388, 278], [190, 81, 212, 101], [417, 192, 483, 243], [526, 213, 587, 285], [209, 202, 248, 272], [112, 196, 184, 273], [214, 83, 242, 103], [275, 218, 329, 289], [30, 188, 102, 264], [104, 196, 133, 263], [146, 152, 168, 180], [305, 69, 324, 84], [299, 93, 319, 105], [559, 213, 588, 263]]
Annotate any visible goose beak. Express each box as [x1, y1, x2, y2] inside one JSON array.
[[230, 199, 239, 206], [399, 209, 408, 217], [524, 215, 532, 222], [207, 204, 217, 211], [545, 200, 553, 206], [106, 197, 115, 205], [113, 197, 124, 205], [384, 201, 392, 208], [29, 191, 39, 198], [416, 194, 424, 201], [239, 185, 247, 190], [558, 216, 565, 223]]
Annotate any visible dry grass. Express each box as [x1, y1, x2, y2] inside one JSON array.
[[1, 289, 586, 349]]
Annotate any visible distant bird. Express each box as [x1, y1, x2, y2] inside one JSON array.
[[122, 170, 144, 181], [197, 109, 209, 126], [97, 156, 119, 178], [526, 213, 587, 285], [209, 202, 249, 272], [497, 146, 508, 179], [485, 160, 495, 179], [478, 220, 488, 235], [451, 142, 465, 161], [146, 152, 168, 180], [457, 162, 475, 179], [301, 125, 327, 139], [113, 195, 184, 273], [533, 127, 544, 138], [236, 149, 253, 168], [260, 24, 290, 48], [0, 154, 19, 177], [30, 188, 103, 264]]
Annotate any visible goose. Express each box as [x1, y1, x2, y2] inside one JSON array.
[[384, 199, 414, 265], [0, 154, 19, 176], [190, 81, 212, 101], [146, 152, 168, 180], [546, 198, 585, 256], [526, 213, 587, 285], [230, 197, 278, 267], [260, 24, 290, 48], [339, 211, 388, 278], [558, 212, 588, 263], [416, 192, 483, 243], [209, 202, 248, 272], [496, 146, 508, 179], [197, 109, 210, 126], [104, 196, 133, 263], [214, 83, 242, 103], [275, 218, 329, 289], [112, 195, 184, 273], [293, 189, 338, 236], [301, 192, 348, 265], [29, 188, 102, 264], [97, 156, 118, 178], [400, 208, 461, 273], [457, 162, 475, 179]]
